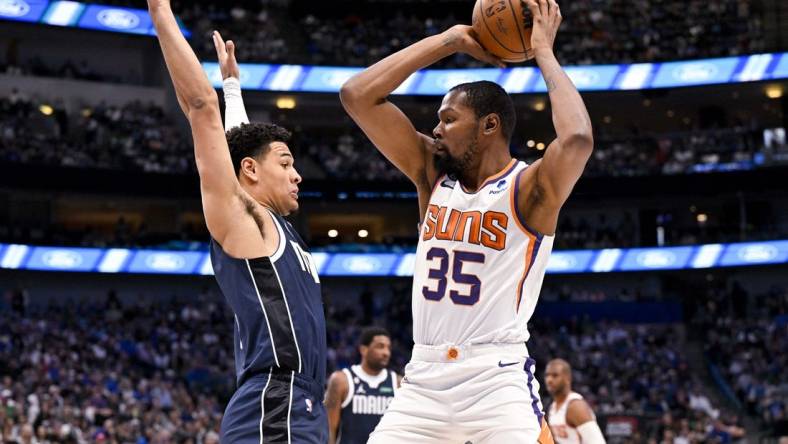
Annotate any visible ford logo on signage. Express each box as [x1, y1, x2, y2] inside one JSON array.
[[145, 253, 185, 271], [636, 251, 676, 268], [547, 254, 576, 271], [738, 244, 778, 263], [438, 73, 482, 90], [343, 256, 382, 274], [567, 69, 600, 87], [97, 9, 140, 30], [672, 63, 718, 83], [0, 0, 30, 17], [42, 250, 83, 269]]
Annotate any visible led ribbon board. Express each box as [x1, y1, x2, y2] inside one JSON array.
[[1, 240, 787, 276], [0, 0, 190, 36], [202, 52, 788, 94]]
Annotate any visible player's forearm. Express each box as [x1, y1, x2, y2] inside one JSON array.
[[341, 31, 456, 106], [535, 48, 593, 151], [149, 4, 217, 115]]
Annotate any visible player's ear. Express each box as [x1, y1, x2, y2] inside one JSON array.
[[482, 114, 500, 135], [240, 157, 259, 183]]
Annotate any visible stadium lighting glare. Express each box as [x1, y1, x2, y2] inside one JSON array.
[[39, 104, 54, 116], [358, 229, 369, 238], [536, 142, 546, 150], [765, 85, 784, 99], [276, 97, 296, 109], [328, 229, 339, 238], [533, 100, 546, 111], [697, 213, 708, 223], [603, 115, 612, 123], [526, 140, 535, 148]]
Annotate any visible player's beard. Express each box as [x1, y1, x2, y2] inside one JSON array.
[[433, 135, 479, 180]]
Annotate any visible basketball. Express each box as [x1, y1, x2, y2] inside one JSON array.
[[472, 0, 534, 62]]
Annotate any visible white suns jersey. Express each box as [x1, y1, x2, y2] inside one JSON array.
[[548, 392, 586, 444], [412, 160, 554, 346]]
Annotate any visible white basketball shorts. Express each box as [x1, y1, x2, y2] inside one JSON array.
[[368, 343, 554, 444]]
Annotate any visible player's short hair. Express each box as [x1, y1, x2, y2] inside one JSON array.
[[449, 80, 516, 142], [359, 327, 390, 347], [226, 122, 292, 176]]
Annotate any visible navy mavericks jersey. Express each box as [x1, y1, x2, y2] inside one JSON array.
[[210, 210, 326, 389], [338, 365, 398, 444]]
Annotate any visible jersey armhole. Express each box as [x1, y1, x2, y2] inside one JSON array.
[[341, 368, 354, 408], [266, 210, 287, 263], [509, 166, 546, 239]]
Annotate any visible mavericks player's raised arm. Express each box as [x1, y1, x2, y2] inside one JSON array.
[[519, 0, 593, 235], [340, 26, 504, 200], [148, 1, 260, 249], [324, 370, 349, 444]]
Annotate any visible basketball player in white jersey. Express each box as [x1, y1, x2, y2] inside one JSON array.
[[545, 359, 606, 443], [341, 0, 591, 441]]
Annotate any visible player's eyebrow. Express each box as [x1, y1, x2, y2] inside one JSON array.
[[438, 107, 456, 117], [279, 153, 293, 159]]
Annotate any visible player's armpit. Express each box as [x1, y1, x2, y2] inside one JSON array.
[[339, 89, 436, 190], [324, 371, 349, 444]]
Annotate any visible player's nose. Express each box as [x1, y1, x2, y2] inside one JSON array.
[[432, 122, 443, 139]]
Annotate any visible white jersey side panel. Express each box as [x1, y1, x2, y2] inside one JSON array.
[[412, 160, 554, 346], [548, 392, 586, 444]]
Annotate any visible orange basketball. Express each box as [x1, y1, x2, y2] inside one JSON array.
[[472, 0, 534, 63]]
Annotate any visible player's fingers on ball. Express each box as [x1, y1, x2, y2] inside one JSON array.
[[538, 0, 548, 17], [549, 0, 559, 17], [525, 0, 540, 17]]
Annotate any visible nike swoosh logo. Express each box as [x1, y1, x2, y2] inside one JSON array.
[[440, 180, 454, 189], [498, 360, 519, 367]]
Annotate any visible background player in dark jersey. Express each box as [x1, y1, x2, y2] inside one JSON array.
[[324, 327, 401, 444], [147, 2, 326, 443]]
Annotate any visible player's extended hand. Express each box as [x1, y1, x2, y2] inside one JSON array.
[[525, 0, 562, 53], [213, 30, 240, 80], [146, 0, 170, 12], [442, 25, 506, 68]]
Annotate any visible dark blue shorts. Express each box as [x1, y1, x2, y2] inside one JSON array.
[[221, 370, 327, 444]]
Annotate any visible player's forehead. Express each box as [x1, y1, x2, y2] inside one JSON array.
[[268, 141, 293, 159], [545, 362, 563, 373], [371, 335, 391, 345], [438, 90, 471, 115]]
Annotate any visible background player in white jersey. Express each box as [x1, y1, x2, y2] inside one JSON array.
[[324, 327, 401, 444], [545, 359, 606, 444], [341, 0, 592, 441]]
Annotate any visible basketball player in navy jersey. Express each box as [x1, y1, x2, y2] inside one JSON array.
[[324, 328, 401, 444], [148, 2, 326, 443]]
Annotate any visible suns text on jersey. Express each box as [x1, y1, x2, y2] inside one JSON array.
[[422, 205, 507, 250]]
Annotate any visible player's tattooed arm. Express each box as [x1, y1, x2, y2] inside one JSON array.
[[519, 0, 592, 235], [324, 371, 349, 444]]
